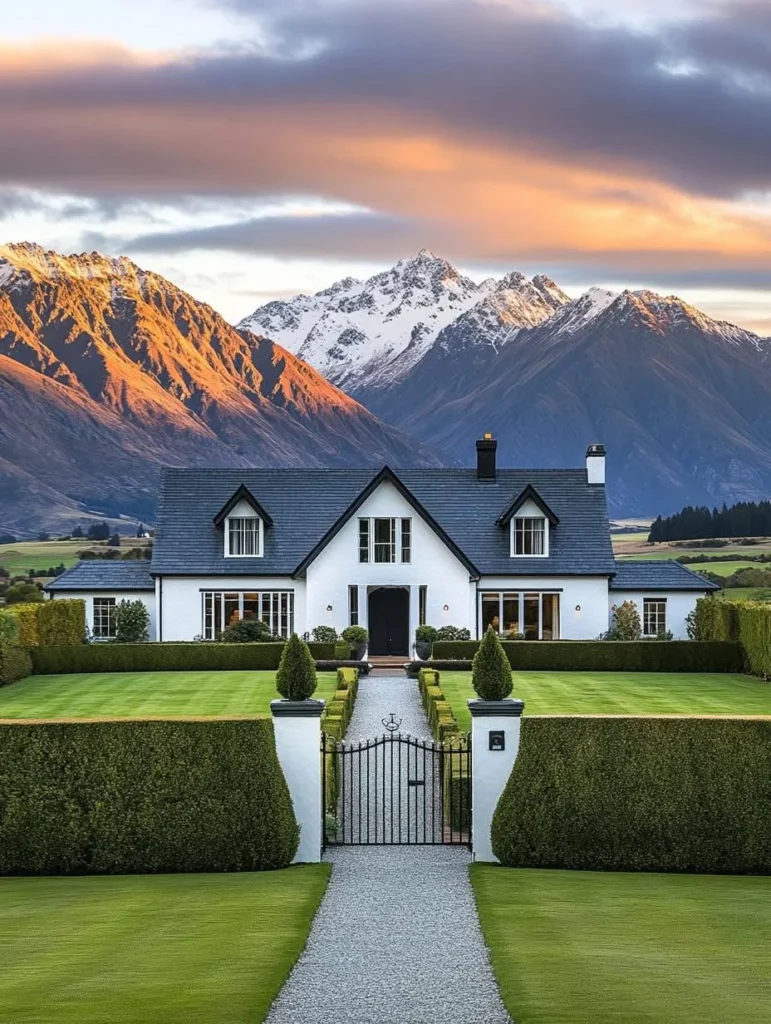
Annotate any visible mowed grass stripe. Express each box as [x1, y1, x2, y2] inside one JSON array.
[[0, 670, 338, 719], [0, 868, 331, 1024], [439, 671, 771, 733], [471, 866, 771, 1024]]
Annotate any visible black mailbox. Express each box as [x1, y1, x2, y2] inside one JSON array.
[[489, 730, 505, 751]]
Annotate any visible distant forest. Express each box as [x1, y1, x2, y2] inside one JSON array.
[[648, 500, 771, 543]]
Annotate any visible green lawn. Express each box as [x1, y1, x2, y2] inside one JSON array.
[[681, 560, 759, 576], [472, 866, 771, 1024], [0, 539, 151, 574], [0, 670, 338, 719], [0, 867, 330, 1024], [719, 587, 771, 602], [441, 671, 771, 732]]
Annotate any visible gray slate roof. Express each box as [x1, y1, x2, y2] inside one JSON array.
[[151, 466, 617, 577], [45, 560, 155, 592], [610, 560, 719, 591]]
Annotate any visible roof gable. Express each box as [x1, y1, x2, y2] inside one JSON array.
[[212, 484, 274, 528], [497, 484, 560, 527], [292, 466, 479, 577]]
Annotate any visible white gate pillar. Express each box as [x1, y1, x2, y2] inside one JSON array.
[[469, 698, 525, 862], [270, 699, 325, 864]]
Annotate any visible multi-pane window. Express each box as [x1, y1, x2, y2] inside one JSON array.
[[513, 517, 546, 555], [227, 516, 262, 556], [349, 585, 359, 626], [358, 517, 411, 563], [202, 591, 293, 639], [480, 592, 560, 640], [93, 597, 116, 639], [643, 599, 667, 636]]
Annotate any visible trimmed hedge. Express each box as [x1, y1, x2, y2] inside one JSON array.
[[418, 667, 461, 742], [322, 666, 359, 740], [0, 718, 299, 874], [315, 660, 372, 675], [407, 659, 472, 676], [0, 646, 32, 687], [6, 600, 85, 647], [693, 599, 771, 678], [30, 641, 335, 675], [431, 640, 743, 673], [491, 716, 771, 874]]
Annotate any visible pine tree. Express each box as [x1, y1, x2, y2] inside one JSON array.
[[276, 634, 318, 701]]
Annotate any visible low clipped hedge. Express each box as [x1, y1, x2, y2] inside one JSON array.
[[30, 641, 335, 675], [6, 600, 86, 647], [407, 659, 472, 676], [0, 718, 298, 874], [431, 640, 743, 673], [491, 716, 771, 874], [0, 646, 32, 687], [693, 599, 771, 678], [315, 660, 372, 675], [418, 668, 460, 742], [322, 666, 359, 741]]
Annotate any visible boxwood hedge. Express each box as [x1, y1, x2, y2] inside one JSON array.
[[0, 646, 32, 687], [491, 716, 771, 874], [693, 598, 771, 678], [6, 600, 85, 647], [431, 639, 742, 673], [0, 717, 298, 875], [30, 641, 335, 674]]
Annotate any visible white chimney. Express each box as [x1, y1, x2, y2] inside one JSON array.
[[586, 443, 606, 485]]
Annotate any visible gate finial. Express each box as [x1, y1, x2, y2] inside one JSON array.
[[382, 713, 402, 733]]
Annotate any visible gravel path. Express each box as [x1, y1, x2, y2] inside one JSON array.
[[266, 676, 512, 1024]]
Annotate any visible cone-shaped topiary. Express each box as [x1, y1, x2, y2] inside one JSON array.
[[472, 625, 513, 700], [276, 633, 318, 701]]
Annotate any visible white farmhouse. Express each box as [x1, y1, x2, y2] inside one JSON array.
[[46, 439, 717, 647]]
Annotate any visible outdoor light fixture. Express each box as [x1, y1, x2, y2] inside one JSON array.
[[443, 604, 449, 611], [575, 605, 581, 612], [326, 604, 333, 611]]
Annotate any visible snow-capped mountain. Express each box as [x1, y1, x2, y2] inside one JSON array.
[[241, 250, 490, 389]]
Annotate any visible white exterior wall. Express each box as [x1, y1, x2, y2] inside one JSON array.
[[57, 591, 157, 640], [608, 591, 707, 639], [306, 479, 472, 649], [477, 576, 611, 640], [159, 576, 306, 641]]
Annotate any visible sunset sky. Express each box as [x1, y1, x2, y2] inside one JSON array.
[[1, 0, 770, 332]]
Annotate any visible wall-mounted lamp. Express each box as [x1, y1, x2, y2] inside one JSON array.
[[575, 605, 581, 612], [326, 604, 333, 612], [443, 604, 449, 612]]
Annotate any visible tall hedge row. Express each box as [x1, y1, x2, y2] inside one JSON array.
[[30, 641, 335, 675], [431, 639, 742, 673], [491, 717, 771, 874], [6, 600, 85, 647], [692, 599, 771, 678], [0, 718, 298, 875]]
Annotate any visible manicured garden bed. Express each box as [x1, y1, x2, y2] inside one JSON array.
[[0, 670, 338, 719], [440, 671, 771, 732], [471, 866, 770, 1024], [0, 867, 330, 1024]]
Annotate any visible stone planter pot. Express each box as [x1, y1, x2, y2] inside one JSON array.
[[415, 641, 432, 661], [351, 643, 367, 661]]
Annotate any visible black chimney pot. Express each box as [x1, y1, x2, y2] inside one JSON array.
[[476, 434, 497, 480]]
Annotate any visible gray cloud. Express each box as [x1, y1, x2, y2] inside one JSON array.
[[0, 0, 769, 201]]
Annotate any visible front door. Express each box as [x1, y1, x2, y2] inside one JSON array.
[[368, 587, 409, 656]]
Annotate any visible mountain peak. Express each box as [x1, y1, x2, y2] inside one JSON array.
[[0, 241, 144, 289]]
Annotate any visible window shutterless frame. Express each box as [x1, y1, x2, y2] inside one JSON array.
[[201, 590, 294, 639]]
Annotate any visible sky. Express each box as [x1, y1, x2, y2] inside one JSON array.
[[1, 0, 770, 333]]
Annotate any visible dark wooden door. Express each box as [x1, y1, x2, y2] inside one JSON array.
[[368, 587, 410, 656]]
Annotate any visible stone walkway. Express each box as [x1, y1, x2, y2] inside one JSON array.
[[265, 676, 512, 1024]]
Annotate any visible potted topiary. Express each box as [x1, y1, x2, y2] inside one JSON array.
[[276, 633, 318, 701], [471, 625, 513, 700], [341, 625, 368, 661], [414, 624, 438, 661]]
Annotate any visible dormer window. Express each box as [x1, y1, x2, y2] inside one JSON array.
[[227, 516, 263, 557], [513, 517, 547, 556]]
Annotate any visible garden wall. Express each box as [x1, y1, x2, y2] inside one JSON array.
[[0, 717, 298, 874], [431, 640, 742, 673], [491, 716, 771, 874], [30, 641, 335, 674]]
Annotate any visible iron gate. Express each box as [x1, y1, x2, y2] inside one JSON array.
[[322, 730, 471, 847]]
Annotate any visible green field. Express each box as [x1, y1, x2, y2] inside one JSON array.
[[0, 867, 330, 1024], [0, 670, 338, 719], [471, 866, 771, 1024], [718, 587, 771, 602], [0, 539, 150, 575], [440, 671, 771, 733], [678, 560, 760, 576]]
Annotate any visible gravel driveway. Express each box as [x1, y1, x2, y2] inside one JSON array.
[[265, 676, 512, 1024]]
